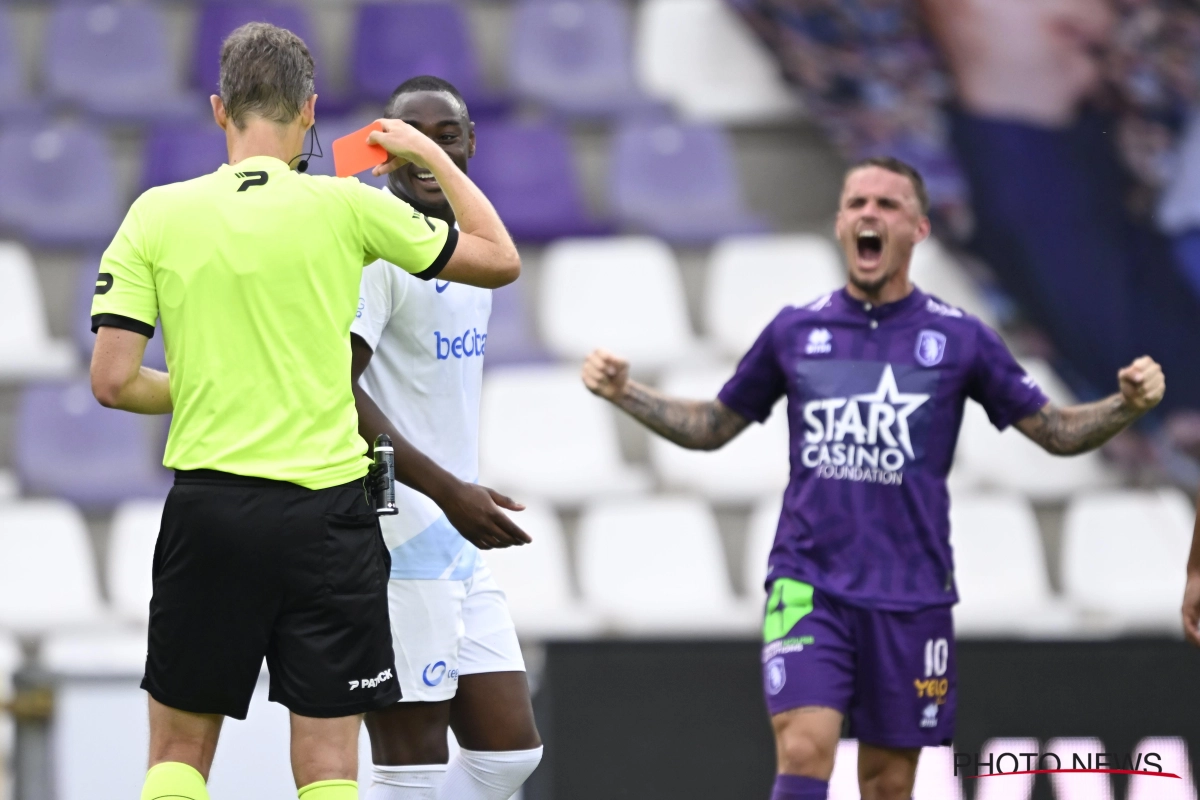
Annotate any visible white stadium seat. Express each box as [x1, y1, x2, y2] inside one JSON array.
[[1046, 738, 1114, 800], [483, 503, 603, 638], [106, 499, 163, 624], [539, 237, 700, 370], [1061, 489, 1193, 633], [955, 359, 1117, 501], [577, 496, 754, 634], [704, 234, 844, 358], [744, 496, 781, 603], [649, 365, 788, 503], [909, 237, 997, 327], [479, 365, 651, 504], [0, 241, 76, 381], [0, 500, 107, 634], [949, 493, 1078, 637], [1128, 737, 1198, 800], [635, 0, 800, 123], [41, 630, 147, 677]]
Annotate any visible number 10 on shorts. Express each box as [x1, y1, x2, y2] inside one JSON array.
[[924, 638, 949, 678]]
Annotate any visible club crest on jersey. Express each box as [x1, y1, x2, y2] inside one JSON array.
[[914, 330, 947, 367], [800, 364, 930, 485], [805, 328, 833, 355]]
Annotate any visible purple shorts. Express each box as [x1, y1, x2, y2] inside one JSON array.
[[761, 578, 955, 748]]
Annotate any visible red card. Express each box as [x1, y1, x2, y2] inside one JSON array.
[[332, 121, 389, 177]]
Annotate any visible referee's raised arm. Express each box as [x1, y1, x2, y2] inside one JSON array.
[[367, 119, 521, 288], [85, 22, 502, 800]]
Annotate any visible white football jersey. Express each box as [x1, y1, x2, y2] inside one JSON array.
[[351, 239, 491, 581]]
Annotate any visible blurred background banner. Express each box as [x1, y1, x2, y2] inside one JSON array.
[[0, 0, 1197, 798]]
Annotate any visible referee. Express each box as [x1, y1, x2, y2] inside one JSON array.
[[88, 23, 522, 800]]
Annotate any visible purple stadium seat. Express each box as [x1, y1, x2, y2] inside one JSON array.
[[194, 4, 351, 114], [470, 119, 610, 241], [351, 2, 507, 116], [73, 258, 167, 372], [509, 0, 657, 118], [0, 123, 119, 247], [141, 122, 228, 190], [44, 2, 202, 122], [0, 7, 41, 120], [15, 380, 172, 509], [609, 118, 769, 243], [484, 281, 554, 367]]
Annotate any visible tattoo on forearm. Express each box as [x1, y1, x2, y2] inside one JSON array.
[[615, 382, 749, 451], [1016, 395, 1140, 456]]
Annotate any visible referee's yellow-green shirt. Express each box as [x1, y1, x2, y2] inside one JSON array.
[[91, 155, 457, 489]]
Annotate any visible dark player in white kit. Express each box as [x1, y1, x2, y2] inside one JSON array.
[[585, 157, 1165, 799]]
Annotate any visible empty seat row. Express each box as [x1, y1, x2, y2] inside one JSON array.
[[0, 489, 1190, 653], [0, 117, 762, 245], [0, 0, 796, 124]]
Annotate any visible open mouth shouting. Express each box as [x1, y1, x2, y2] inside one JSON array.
[[855, 228, 884, 271]]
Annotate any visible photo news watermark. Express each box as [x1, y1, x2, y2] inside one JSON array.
[[953, 749, 1180, 780]]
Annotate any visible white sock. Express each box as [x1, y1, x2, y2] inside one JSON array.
[[436, 747, 543, 800], [365, 764, 448, 800]]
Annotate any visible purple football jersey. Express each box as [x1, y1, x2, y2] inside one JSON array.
[[719, 287, 1049, 610]]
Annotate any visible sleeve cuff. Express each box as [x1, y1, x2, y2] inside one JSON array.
[[91, 313, 155, 338], [412, 227, 459, 281]]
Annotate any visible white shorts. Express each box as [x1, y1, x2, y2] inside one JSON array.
[[387, 557, 526, 703]]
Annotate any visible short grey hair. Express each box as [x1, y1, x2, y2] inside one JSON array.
[[219, 22, 315, 129]]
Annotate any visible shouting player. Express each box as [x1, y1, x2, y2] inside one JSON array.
[[583, 157, 1165, 800], [351, 76, 542, 800]]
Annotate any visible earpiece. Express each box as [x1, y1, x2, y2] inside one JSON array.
[[290, 123, 323, 173]]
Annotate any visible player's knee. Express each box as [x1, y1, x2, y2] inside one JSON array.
[[860, 767, 916, 800], [774, 727, 837, 778]]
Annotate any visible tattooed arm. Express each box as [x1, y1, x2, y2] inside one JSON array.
[[1013, 356, 1165, 455], [582, 348, 750, 450]]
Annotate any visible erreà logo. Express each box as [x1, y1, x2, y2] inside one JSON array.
[[235, 171, 268, 192], [806, 328, 833, 355]]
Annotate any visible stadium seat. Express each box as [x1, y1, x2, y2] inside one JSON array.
[[0, 123, 120, 246], [1061, 489, 1193, 633], [649, 365, 788, 503], [351, 2, 503, 115], [744, 497, 781, 603], [704, 234, 844, 358], [0, 242, 77, 381], [194, 4, 350, 114], [909, 237, 997, 327], [949, 493, 1079, 637], [483, 280, 554, 367], [297, 114, 387, 189], [954, 359, 1117, 501], [538, 237, 699, 369], [0, 6, 39, 120], [577, 496, 754, 634], [1128, 737, 1197, 800], [609, 119, 769, 243], [40, 631, 148, 678], [479, 365, 651, 504], [509, 0, 655, 118], [1046, 738, 1114, 800], [0, 501, 107, 635], [44, 2, 200, 122], [73, 258, 167, 372], [14, 381, 173, 509], [107, 500, 164, 624], [141, 122, 227, 190], [975, 739, 1038, 797], [470, 119, 610, 241], [635, 0, 800, 123], [481, 503, 603, 638]]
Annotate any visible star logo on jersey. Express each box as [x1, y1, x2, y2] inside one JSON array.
[[435, 280, 450, 293], [800, 364, 931, 484]]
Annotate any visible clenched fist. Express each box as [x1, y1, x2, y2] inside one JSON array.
[[1118, 356, 1165, 413], [582, 348, 630, 402]]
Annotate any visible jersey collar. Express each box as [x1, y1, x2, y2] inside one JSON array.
[[220, 155, 294, 175], [837, 285, 926, 322]]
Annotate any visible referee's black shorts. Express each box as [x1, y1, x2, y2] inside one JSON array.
[[142, 469, 400, 720]]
